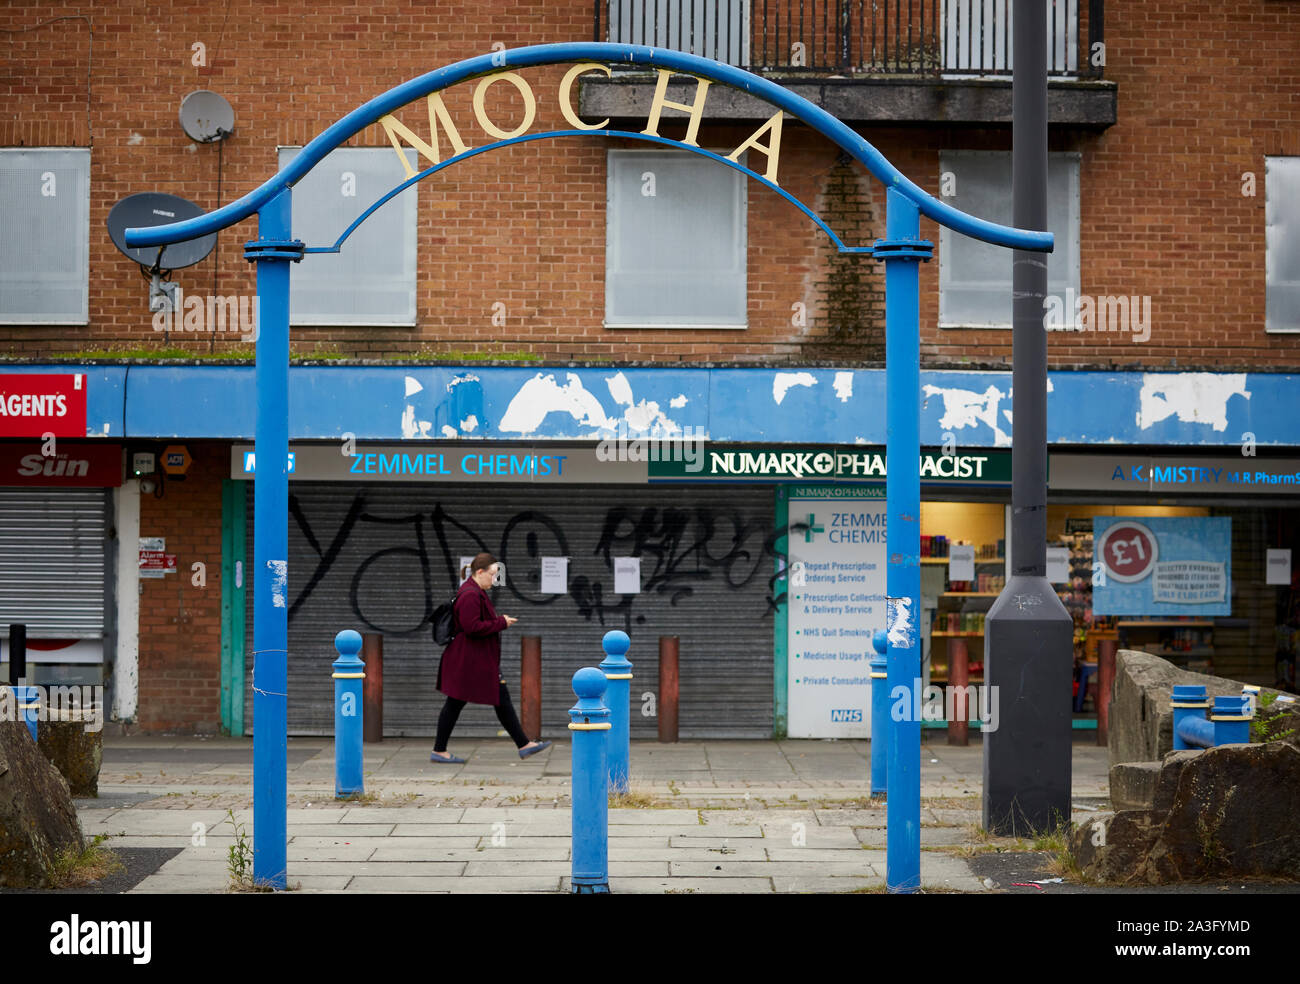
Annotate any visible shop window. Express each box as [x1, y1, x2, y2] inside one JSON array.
[[278, 146, 417, 326], [1266, 156, 1300, 333], [938, 150, 1080, 328], [0, 149, 90, 324], [606, 149, 747, 328]]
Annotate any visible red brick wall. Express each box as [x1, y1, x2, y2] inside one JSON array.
[[135, 441, 226, 732], [2, 1, 1297, 367]]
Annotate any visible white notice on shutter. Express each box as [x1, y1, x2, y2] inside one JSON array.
[[1266, 549, 1292, 586], [540, 557, 568, 594], [614, 557, 641, 594], [459, 556, 475, 585], [948, 544, 975, 583]]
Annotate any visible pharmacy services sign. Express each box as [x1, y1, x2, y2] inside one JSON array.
[[787, 485, 887, 738], [1092, 516, 1232, 616]]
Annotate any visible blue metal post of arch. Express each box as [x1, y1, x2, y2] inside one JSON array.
[[879, 188, 931, 894], [245, 190, 303, 890]]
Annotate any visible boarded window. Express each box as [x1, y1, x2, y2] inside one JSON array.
[[0, 149, 90, 324], [606, 149, 746, 328], [1266, 156, 1300, 333], [278, 147, 417, 326], [938, 150, 1080, 328]]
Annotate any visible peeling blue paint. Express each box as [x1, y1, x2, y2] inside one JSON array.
[[12, 365, 1299, 447]]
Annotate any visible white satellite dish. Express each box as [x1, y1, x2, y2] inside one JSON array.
[[179, 90, 234, 143]]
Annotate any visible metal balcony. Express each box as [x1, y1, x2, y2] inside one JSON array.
[[587, 1, 1115, 127]]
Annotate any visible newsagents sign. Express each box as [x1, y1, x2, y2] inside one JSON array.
[[650, 446, 1011, 484]]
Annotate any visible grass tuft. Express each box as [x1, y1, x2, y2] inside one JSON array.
[[49, 834, 124, 888]]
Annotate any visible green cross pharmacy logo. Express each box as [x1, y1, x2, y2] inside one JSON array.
[[804, 513, 824, 543]]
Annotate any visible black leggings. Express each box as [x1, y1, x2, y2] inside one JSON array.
[[435, 681, 530, 751]]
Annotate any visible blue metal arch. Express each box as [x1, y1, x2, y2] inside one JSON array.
[[126, 42, 1053, 253], [307, 128, 874, 255]]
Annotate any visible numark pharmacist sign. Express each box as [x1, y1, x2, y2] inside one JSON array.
[[650, 446, 1011, 483], [786, 485, 887, 739]]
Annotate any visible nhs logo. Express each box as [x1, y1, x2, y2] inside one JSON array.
[[242, 451, 296, 475], [830, 708, 862, 723]]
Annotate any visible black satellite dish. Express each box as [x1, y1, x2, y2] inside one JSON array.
[[106, 193, 217, 271]]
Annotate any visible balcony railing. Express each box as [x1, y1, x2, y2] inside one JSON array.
[[594, 0, 1104, 77]]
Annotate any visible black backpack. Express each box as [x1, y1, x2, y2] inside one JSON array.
[[431, 593, 459, 647]]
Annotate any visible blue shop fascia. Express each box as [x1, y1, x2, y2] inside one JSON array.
[[3, 364, 1297, 736]]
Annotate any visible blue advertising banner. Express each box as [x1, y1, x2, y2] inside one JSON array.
[[1092, 516, 1232, 617]]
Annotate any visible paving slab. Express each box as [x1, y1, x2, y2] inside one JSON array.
[[461, 860, 665, 877], [771, 875, 884, 893], [608, 846, 769, 862], [812, 809, 889, 827], [370, 845, 571, 862], [669, 860, 877, 877], [345, 875, 561, 893], [762, 847, 879, 862], [593, 877, 775, 894], [341, 807, 465, 823]]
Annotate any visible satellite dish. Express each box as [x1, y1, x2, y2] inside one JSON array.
[[106, 193, 217, 270], [179, 90, 234, 143]]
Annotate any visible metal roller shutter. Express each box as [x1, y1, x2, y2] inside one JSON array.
[[0, 487, 107, 637], [246, 482, 777, 737]]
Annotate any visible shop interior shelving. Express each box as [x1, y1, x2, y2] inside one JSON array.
[[928, 553, 1003, 685], [1116, 619, 1216, 671]]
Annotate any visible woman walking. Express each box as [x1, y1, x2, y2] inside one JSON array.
[[431, 552, 551, 763]]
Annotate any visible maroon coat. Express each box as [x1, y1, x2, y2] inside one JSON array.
[[436, 579, 509, 705]]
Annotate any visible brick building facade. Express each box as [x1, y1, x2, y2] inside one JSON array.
[[2, 2, 1297, 734]]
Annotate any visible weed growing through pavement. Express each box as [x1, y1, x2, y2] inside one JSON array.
[[608, 788, 663, 809], [50, 834, 124, 888], [221, 809, 266, 892]]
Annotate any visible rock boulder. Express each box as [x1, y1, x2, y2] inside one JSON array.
[[1108, 651, 1282, 768], [0, 717, 85, 888], [37, 710, 103, 797], [1076, 742, 1300, 884]]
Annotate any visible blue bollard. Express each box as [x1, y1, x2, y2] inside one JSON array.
[[599, 630, 632, 794], [569, 666, 611, 894], [870, 629, 889, 797], [332, 630, 366, 798], [1209, 695, 1252, 746], [1172, 687, 1254, 749], [7, 685, 40, 742], [1171, 685, 1209, 750]]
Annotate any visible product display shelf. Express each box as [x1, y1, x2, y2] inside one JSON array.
[[1118, 619, 1216, 672]]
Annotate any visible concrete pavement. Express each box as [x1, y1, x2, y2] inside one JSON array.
[[78, 735, 1112, 894]]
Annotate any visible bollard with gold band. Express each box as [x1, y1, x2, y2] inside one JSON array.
[[599, 630, 632, 794], [569, 666, 611, 894], [332, 629, 366, 798]]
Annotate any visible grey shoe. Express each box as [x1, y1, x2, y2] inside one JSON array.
[[519, 740, 552, 759]]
